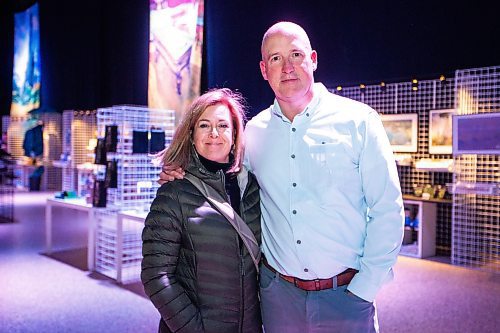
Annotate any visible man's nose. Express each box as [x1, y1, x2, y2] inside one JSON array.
[[282, 58, 294, 73]]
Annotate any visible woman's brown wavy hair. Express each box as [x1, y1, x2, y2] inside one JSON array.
[[155, 88, 246, 174]]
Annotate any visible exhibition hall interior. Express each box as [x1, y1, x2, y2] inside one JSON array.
[[0, 1, 499, 332]]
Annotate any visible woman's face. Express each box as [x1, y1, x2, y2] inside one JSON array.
[[192, 103, 234, 163]]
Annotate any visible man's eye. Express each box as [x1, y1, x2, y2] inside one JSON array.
[[292, 52, 302, 58], [270, 55, 281, 63]]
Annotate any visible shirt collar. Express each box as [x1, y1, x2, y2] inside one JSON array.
[[271, 83, 326, 122]]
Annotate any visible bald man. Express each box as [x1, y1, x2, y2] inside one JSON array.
[[244, 21, 404, 332]]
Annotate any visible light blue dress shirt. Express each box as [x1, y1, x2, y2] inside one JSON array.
[[244, 83, 404, 302]]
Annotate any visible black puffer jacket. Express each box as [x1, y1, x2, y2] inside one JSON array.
[[141, 151, 262, 333]]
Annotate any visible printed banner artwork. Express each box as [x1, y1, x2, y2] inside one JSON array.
[[148, 0, 204, 126], [11, 3, 41, 118]]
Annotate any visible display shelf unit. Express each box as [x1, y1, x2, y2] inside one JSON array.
[[401, 199, 437, 258], [448, 181, 500, 196], [93, 209, 145, 284], [415, 158, 454, 172], [403, 194, 452, 204]]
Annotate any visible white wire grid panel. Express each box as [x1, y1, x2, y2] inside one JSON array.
[[333, 77, 454, 256], [40, 113, 63, 191], [61, 110, 97, 191], [96, 105, 175, 211], [6, 116, 28, 160], [0, 115, 14, 220], [452, 66, 500, 273], [2, 115, 10, 136], [94, 209, 144, 284], [41, 113, 63, 162]]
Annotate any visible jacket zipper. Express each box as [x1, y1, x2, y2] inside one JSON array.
[[216, 170, 230, 201], [239, 240, 245, 333], [239, 174, 252, 333]]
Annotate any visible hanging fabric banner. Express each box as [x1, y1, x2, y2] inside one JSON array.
[[11, 3, 41, 118], [148, 0, 204, 126]]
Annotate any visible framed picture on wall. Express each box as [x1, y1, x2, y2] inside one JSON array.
[[380, 113, 418, 152], [429, 109, 454, 154]]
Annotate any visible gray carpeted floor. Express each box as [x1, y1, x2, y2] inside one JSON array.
[[1, 191, 499, 333]]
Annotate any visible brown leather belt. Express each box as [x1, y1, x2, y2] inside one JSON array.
[[262, 257, 358, 291]]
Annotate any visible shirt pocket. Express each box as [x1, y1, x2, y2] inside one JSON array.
[[307, 142, 359, 190]]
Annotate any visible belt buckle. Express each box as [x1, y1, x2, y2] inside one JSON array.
[[314, 279, 321, 291]]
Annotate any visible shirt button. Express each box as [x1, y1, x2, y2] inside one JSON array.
[[292, 127, 296, 132], [291, 154, 295, 159], [297, 240, 301, 244], [304, 268, 309, 272], [292, 182, 297, 187], [306, 113, 310, 117], [292, 210, 297, 214]]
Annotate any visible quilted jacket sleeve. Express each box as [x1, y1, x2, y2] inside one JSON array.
[[141, 183, 204, 332]]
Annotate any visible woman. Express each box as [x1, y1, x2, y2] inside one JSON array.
[[141, 88, 262, 333]]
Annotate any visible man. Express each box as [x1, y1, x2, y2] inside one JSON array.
[[161, 21, 404, 332]]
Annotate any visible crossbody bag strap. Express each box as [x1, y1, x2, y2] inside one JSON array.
[[184, 173, 261, 272]]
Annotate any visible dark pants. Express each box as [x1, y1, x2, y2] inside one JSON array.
[[259, 264, 378, 333]]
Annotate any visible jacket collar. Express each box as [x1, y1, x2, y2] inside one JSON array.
[[185, 147, 225, 192]]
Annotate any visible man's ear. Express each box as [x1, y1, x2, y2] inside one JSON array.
[[311, 50, 318, 71], [259, 61, 268, 80]]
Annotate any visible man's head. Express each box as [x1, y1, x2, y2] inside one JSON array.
[[260, 22, 317, 111]]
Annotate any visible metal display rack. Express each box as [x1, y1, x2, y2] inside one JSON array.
[[1, 116, 14, 222], [60, 110, 97, 192], [94, 208, 144, 283], [452, 66, 499, 273], [92, 105, 175, 283], [0, 156, 15, 223]]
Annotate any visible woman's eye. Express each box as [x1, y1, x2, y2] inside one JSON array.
[[218, 123, 229, 129]]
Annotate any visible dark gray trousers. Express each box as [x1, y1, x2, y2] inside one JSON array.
[[259, 264, 378, 333]]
